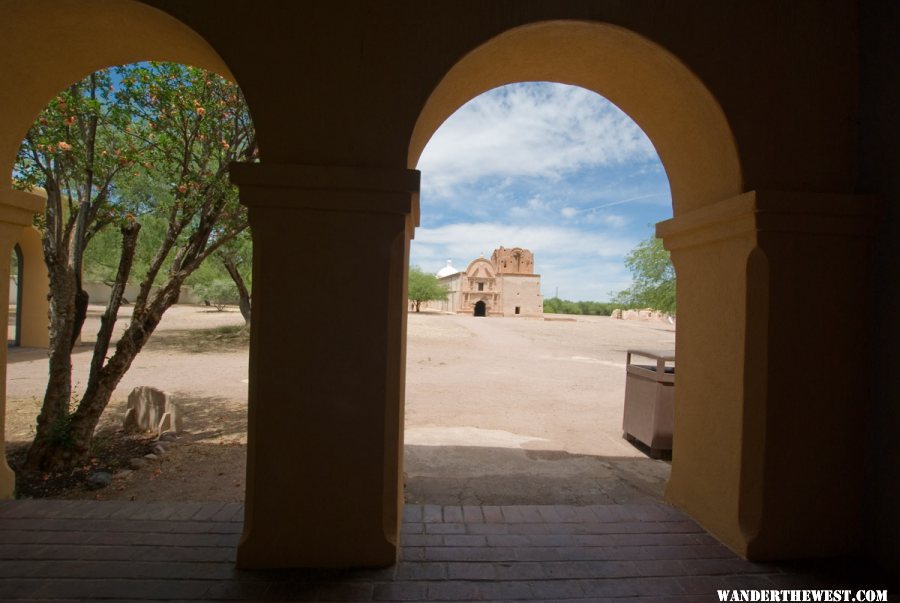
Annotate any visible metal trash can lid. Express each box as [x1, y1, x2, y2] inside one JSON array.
[[626, 349, 675, 362]]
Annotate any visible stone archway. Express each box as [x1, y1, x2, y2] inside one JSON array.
[[407, 20, 877, 561], [473, 300, 486, 317], [407, 19, 751, 554], [0, 2, 878, 570], [0, 0, 250, 525]]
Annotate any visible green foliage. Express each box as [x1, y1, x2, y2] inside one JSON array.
[[191, 278, 239, 311], [14, 70, 137, 201], [13, 61, 258, 471], [543, 297, 619, 316], [611, 235, 676, 314], [408, 266, 449, 310]]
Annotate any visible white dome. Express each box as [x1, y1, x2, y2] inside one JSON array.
[[436, 260, 458, 278]]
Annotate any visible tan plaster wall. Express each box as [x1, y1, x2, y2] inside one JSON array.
[[14, 226, 49, 348], [498, 275, 542, 317], [0, 0, 889, 571]]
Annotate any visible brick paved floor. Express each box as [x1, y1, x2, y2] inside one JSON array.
[[0, 500, 890, 601]]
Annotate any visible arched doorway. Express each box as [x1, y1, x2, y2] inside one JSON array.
[[0, 0, 263, 560], [9, 226, 49, 349], [9, 244, 22, 347], [473, 300, 486, 317], [407, 20, 760, 558]]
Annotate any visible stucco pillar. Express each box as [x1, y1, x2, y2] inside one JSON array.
[[658, 191, 878, 560], [15, 226, 49, 348], [0, 191, 45, 499], [231, 163, 419, 568]]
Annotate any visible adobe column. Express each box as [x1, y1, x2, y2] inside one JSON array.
[[659, 190, 879, 560], [231, 163, 419, 568], [0, 190, 45, 499]]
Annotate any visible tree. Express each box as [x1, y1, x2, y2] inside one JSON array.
[[14, 62, 257, 472], [408, 266, 448, 312], [184, 228, 252, 324], [216, 230, 252, 325], [191, 278, 239, 311], [612, 235, 676, 314]]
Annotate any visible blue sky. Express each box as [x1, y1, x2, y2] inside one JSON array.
[[411, 82, 673, 302]]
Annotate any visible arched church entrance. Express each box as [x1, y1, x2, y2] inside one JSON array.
[[473, 300, 486, 317]]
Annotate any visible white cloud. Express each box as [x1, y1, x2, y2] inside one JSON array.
[[417, 83, 658, 198], [560, 207, 578, 219]]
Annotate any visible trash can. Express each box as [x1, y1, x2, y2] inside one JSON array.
[[622, 349, 675, 459]]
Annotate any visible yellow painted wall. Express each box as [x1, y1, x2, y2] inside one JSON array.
[[0, 0, 893, 573]]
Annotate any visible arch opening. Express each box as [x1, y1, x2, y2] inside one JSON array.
[[9, 243, 22, 347], [405, 80, 676, 508], [0, 0, 249, 504], [409, 20, 742, 215]]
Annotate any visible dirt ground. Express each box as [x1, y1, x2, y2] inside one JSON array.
[[5, 304, 675, 504]]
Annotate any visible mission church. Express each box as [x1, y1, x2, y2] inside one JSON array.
[[427, 246, 543, 317]]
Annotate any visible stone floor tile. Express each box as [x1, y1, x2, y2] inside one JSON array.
[[445, 561, 497, 580], [394, 562, 446, 581], [373, 581, 428, 601], [527, 578, 585, 599], [475, 580, 534, 600], [425, 580, 481, 601], [442, 534, 486, 547], [310, 581, 375, 601], [514, 546, 562, 562], [422, 505, 442, 523], [461, 506, 483, 523], [536, 505, 563, 522], [190, 501, 227, 521], [424, 522, 465, 535], [0, 501, 891, 602], [481, 505, 503, 523], [403, 505, 423, 523], [401, 522, 424, 535], [466, 522, 508, 535], [441, 506, 463, 523]]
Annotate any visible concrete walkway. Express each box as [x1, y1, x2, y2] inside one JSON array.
[[0, 500, 888, 601]]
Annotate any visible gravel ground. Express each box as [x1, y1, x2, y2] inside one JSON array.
[[5, 305, 675, 504]]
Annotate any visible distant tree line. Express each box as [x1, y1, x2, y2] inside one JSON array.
[[546, 233, 676, 317], [543, 298, 621, 316]]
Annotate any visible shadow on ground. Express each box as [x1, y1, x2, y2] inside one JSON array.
[[145, 326, 249, 354], [404, 445, 669, 506]]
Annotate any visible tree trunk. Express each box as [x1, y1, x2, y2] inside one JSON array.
[[24, 262, 78, 472], [24, 221, 140, 471], [223, 256, 251, 326]]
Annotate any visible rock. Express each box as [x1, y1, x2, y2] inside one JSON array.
[[158, 431, 178, 442], [151, 443, 168, 456], [144, 453, 159, 461], [86, 471, 112, 490], [122, 386, 182, 438], [611, 309, 623, 319], [113, 469, 133, 480], [129, 457, 147, 469]]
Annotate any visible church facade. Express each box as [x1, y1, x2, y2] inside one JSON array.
[[431, 247, 543, 317]]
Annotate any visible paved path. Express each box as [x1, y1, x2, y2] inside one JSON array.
[[0, 500, 885, 601]]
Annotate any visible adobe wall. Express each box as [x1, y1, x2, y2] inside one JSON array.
[[498, 275, 542, 317]]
